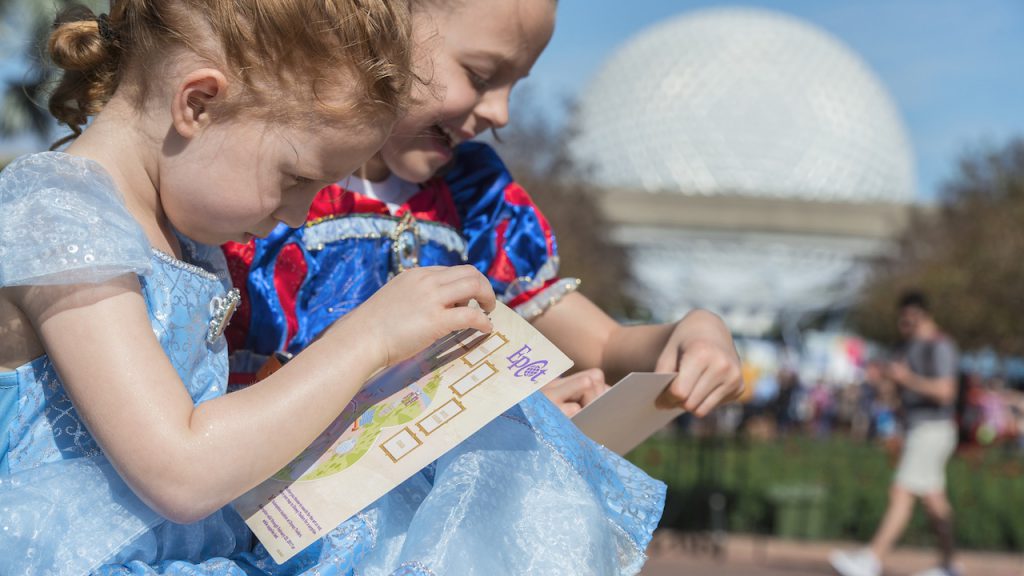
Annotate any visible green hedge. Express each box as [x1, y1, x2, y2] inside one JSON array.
[[628, 435, 1024, 551]]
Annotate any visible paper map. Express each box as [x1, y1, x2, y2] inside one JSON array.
[[233, 302, 572, 563]]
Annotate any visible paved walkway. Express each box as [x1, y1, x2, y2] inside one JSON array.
[[640, 531, 1024, 576]]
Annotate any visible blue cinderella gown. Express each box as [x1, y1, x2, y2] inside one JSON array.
[[0, 151, 665, 575]]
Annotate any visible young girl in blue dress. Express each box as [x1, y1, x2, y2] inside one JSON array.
[[0, 1, 509, 574]]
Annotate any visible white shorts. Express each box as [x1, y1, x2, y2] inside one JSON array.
[[895, 419, 957, 495]]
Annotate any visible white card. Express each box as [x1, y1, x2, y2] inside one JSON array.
[[571, 372, 682, 455]]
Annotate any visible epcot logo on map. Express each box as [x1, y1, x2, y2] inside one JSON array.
[[505, 344, 548, 382]]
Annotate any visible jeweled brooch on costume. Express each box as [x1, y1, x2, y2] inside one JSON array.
[[389, 211, 421, 276], [207, 288, 241, 344]]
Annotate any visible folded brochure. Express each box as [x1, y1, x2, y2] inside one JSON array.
[[233, 302, 573, 563], [571, 372, 683, 455]]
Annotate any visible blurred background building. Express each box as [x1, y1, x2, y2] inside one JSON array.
[[569, 7, 914, 339]]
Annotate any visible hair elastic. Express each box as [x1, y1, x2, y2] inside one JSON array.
[[96, 13, 117, 44]]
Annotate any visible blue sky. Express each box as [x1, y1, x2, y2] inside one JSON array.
[[3, 1, 1022, 200], [523, 0, 1024, 201]]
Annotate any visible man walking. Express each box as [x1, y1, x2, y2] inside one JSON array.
[[831, 291, 960, 576]]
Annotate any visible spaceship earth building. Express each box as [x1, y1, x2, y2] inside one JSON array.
[[570, 7, 915, 334]]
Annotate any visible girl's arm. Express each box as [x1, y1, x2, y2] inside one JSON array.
[[13, 265, 494, 524], [532, 291, 743, 417]]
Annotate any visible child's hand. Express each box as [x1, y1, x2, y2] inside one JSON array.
[[541, 368, 609, 417], [339, 265, 496, 368], [654, 310, 744, 417]]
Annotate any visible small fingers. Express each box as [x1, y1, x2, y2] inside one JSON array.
[[541, 377, 574, 402], [653, 347, 683, 409], [541, 369, 608, 412], [687, 358, 744, 417], [551, 369, 608, 408], [558, 401, 583, 418], [576, 369, 609, 407], [654, 344, 679, 375], [694, 380, 739, 418], [542, 378, 581, 415], [439, 268, 496, 313], [656, 359, 706, 410], [443, 305, 493, 335]]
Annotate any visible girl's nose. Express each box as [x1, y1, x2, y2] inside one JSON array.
[[276, 193, 317, 228], [476, 89, 511, 130]]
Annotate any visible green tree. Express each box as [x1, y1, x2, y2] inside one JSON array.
[[851, 138, 1024, 354], [1, 0, 102, 141]]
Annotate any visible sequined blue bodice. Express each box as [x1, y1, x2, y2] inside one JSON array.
[[0, 245, 232, 476]]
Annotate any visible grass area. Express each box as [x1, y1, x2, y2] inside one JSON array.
[[628, 434, 1024, 551]]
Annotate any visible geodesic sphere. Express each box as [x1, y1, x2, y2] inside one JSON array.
[[571, 7, 915, 203]]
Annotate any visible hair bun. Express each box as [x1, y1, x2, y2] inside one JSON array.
[[49, 18, 111, 72]]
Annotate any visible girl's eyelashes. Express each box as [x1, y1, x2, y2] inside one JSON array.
[[465, 67, 491, 91], [284, 174, 320, 192]]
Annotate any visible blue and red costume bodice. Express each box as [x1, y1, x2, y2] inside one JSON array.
[[224, 142, 579, 382]]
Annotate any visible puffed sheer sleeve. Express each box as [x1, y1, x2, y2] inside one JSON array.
[[0, 153, 151, 287], [448, 142, 580, 320]]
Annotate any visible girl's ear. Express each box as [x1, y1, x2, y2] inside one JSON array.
[[171, 68, 230, 139]]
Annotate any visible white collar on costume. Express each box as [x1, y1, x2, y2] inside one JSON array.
[[340, 173, 420, 215]]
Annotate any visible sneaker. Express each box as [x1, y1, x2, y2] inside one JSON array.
[[910, 567, 962, 576], [829, 548, 881, 576]]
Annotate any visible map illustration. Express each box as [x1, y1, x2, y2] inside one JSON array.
[[274, 369, 444, 481], [233, 302, 573, 564]]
